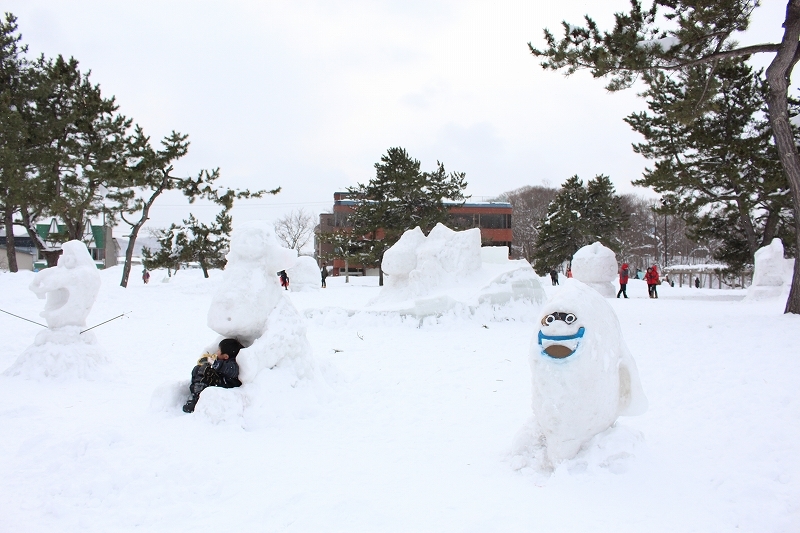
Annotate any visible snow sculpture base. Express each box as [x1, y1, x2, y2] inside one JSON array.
[[571, 242, 617, 298], [4, 327, 107, 380], [516, 280, 647, 472]]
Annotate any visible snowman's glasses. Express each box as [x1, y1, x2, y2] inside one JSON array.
[[541, 312, 577, 327]]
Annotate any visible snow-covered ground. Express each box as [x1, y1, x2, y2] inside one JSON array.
[[0, 267, 798, 532]]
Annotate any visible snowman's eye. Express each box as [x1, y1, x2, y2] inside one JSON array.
[[541, 313, 557, 326], [564, 313, 577, 324]]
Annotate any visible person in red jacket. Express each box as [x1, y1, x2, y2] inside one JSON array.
[[617, 262, 629, 298], [645, 265, 660, 298]]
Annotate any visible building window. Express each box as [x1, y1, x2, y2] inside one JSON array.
[[449, 214, 476, 228], [479, 214, 508, 229], [334, 212, 351, 227]]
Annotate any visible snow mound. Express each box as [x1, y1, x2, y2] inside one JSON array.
[[4, 240, 107, 379], [746, 239, 795, 301], [515, 279, 647, 471], [370, 224, 544, 317], [511, 418, 645, 478], [158, 220, 318, 424], [571, 242, 617, 297], [287, 255, 322, 292]]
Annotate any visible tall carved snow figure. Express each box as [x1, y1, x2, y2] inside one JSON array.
[[571, 242, 617, 297], [746, 238, 795, 300], [521, 279, 647, 469], [4, 240, 106, 379], [196, 221, 316, 422]]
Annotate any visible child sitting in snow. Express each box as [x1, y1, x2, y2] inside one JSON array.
[[183, 338, 244, 413]]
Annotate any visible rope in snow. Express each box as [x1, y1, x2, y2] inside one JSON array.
[[80, 313, 129, 334], [0, 308, 47, 328]]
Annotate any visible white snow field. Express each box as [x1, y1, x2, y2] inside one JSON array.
[[1, 265, 799, 532]]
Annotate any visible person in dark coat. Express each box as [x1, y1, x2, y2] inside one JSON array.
[[321, 265, 328, 288], [279, 270, 289, 290], [549, 270, 559, 286], [183, 338, 244, 413], [617, 262, 629, 298]]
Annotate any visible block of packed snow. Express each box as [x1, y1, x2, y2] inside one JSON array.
[[747, 239, 795, 300], [4, 240, 106, 379], [287, 255, 322, 292], [516, 279, 647, 470], [480, 246, 510, 264], [379, 223, 482, 300], [571, 242, 617, 297]]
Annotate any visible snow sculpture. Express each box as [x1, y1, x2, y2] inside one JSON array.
[[571, 242, 617, 297], [287, 255, 322, 292], [747, 239, 794, 300], [4, 240, 106, 379], [519, 279, 647, 470], [167, 221, 316, 423], [367, 223, 544, 317], [380, 223, 482, 299]]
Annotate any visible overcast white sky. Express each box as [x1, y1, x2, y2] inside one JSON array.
[[5, 0, 793, 232]]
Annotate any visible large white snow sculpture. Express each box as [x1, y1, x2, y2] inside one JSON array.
[[380, 223, 482, 299], [4, 240, 106, 379], [368, 224, 544, 317], [287, 255, 322, 292], [517, 279, 647, 470], [747, 239, 794, 300], [164, 221, 315, 423], [571, 242, 618, 297]]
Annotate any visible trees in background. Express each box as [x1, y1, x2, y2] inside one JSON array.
[[0, 13, 279, 281], [530, 175, 627, 274], [274, 208, 315, 252], [495, 185, 557, 263], [529, 0, 800, 312], [345, 147, 468, 285]]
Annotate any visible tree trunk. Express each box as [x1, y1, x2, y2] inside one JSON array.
[[3, 210, 18, 272], [200, 256, 209, 278], [765, 0, 800, 314], [120, 177, 168, 288]]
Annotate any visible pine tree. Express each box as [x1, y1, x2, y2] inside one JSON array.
[[347, 147, 468, 285], [529, 0, 800, 312], [531, 175, 627, 275], [625, 60, 795, 271]]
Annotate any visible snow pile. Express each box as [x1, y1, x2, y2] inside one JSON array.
[[4, 241, 107, 379], [512, 279, 647, 472], [747, 239, 795, 301], [571, 242, 617, 297], [152, 221, 317, 425], [369, 224, 544, 317], [287, 255, 322, 292]]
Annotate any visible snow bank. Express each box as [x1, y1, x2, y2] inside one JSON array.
[[368, 224, 545, 318], [154, 221, 318, 425], [287, 255, 322, 292], [4, 240, 108, 380], [747, 239, 794, 301], [571, 242, 617, 297], [513, 279, 647, 472]]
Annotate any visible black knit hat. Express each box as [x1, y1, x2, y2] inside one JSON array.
[[219, 338, 243, 358]]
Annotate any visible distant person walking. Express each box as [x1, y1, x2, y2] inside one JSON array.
[[566, 265, 573, 278], [694, 276, 701, 289], [142, 269, 150, 284], [321, 265, 328, 288], [279, 270, 289, 290], [645, 265, 660, 298], [617, 263, 629, 298], [549, 270, 559, 286]]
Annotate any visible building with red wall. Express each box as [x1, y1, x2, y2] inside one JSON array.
[[317, 192, 512, 276]]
